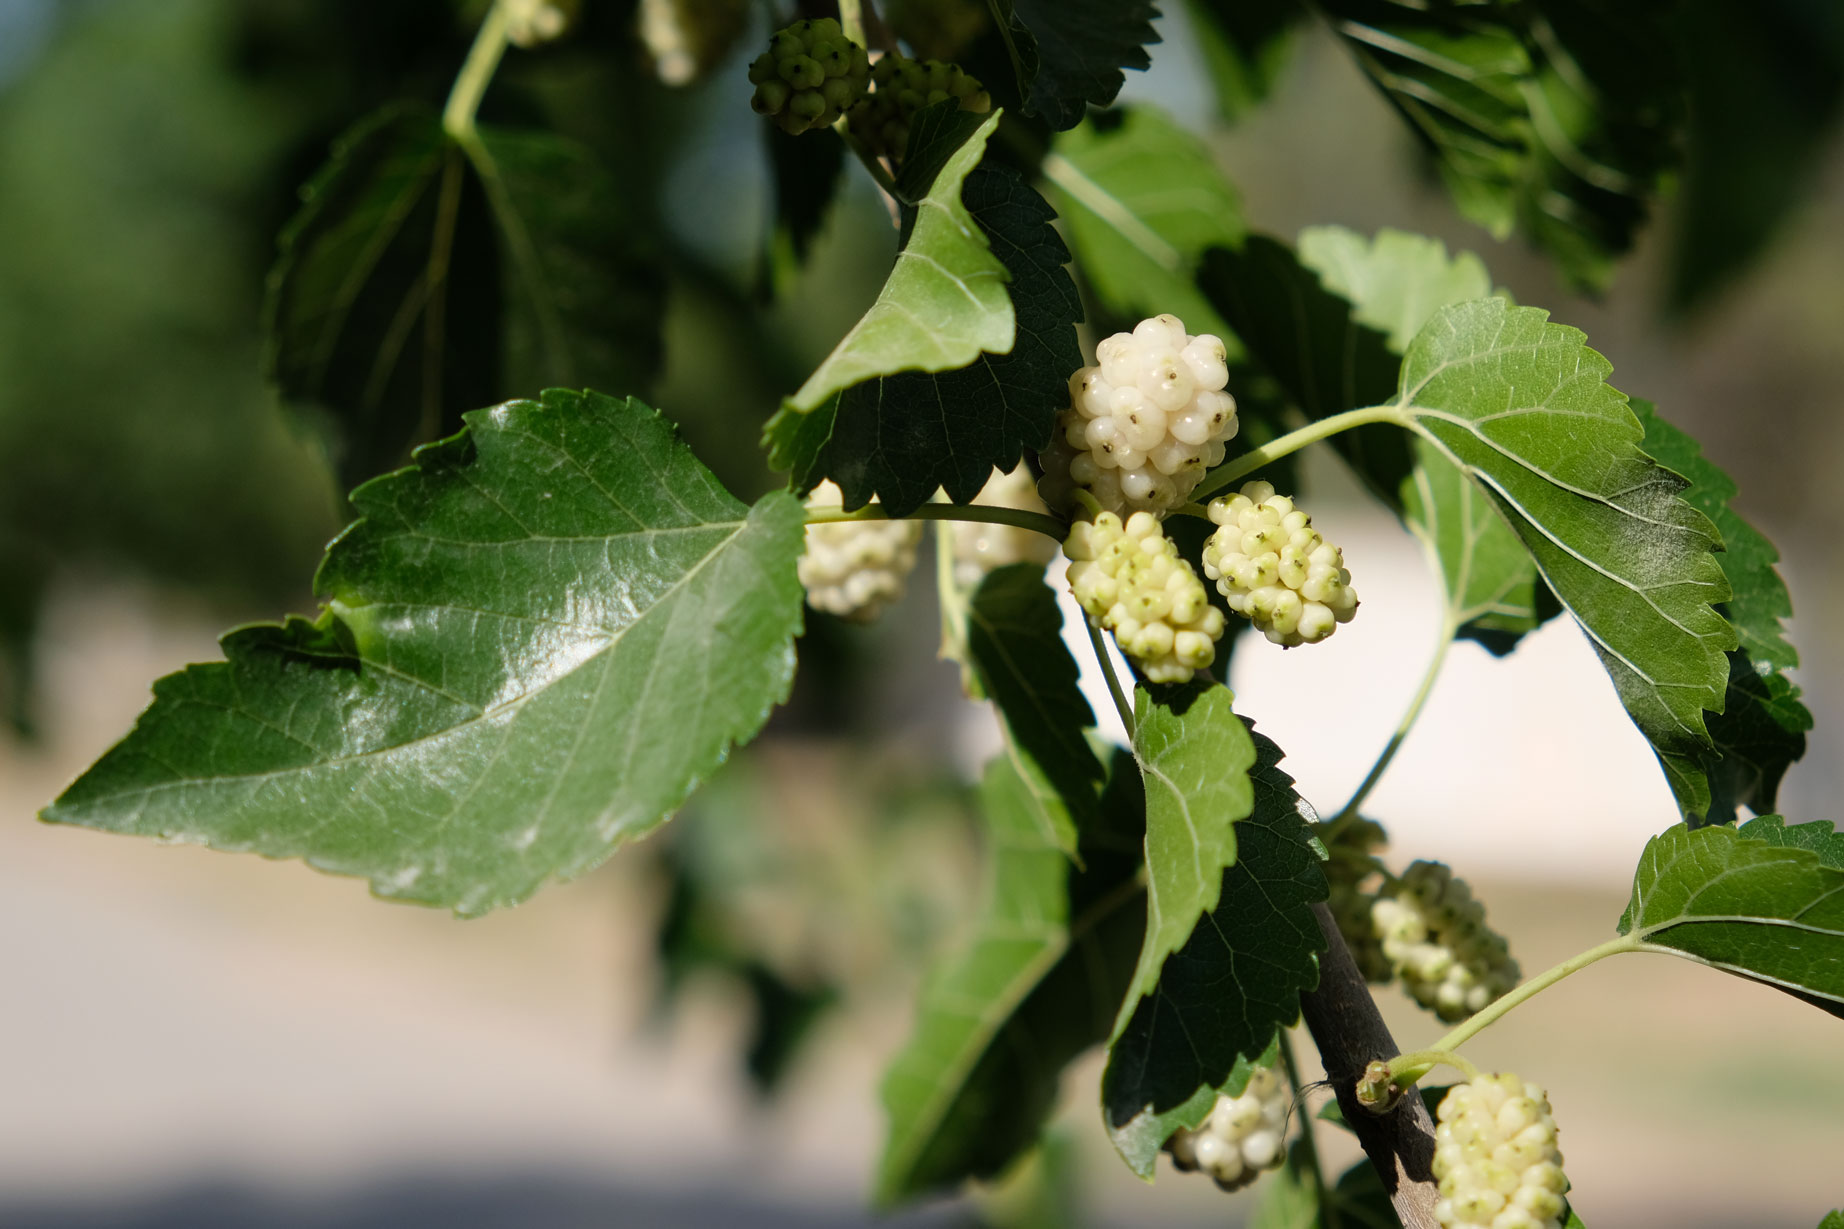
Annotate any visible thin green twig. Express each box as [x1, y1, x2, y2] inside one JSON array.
[[1192, 404, 1410, 505], [443, 1, 511, 140], [1279, 1031, 1336, 1228], [1327, 615, 1456, 836], [1085, 620, 1136, 740]]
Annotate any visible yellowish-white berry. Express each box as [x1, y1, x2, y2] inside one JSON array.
[[1165, 1062, 1291, 1192], [1432, 1073, 1568, 1229], [951, 466, 1059, 587], [1372, 861, 1519, 1022], [1037, 314, 1238, 518], [797, 480, 922, 621], [1065, 511, 1225, 684], [1202, 481, 1358, 646]]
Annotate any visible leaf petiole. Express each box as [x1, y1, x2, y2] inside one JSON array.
[[804, 501, 1069, 541], [1278, 1030, 1337, 1228], [1084, 619, 1136, 740], [1326, 613, 1457, 836], [443, 1, 512, 141], [1192, 403, 1410, 504]]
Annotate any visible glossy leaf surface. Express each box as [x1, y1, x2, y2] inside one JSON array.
[[45, 392, 805, 916]]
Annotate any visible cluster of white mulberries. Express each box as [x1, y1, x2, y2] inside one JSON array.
[[1202, 481, 1358, 647], [747, 18, 871, 135], [1322, 817, 1393, 984], [503, 0, 581, 47], [1037, 314, 1238, 518], [951, 466, 1059, 588], [797, 481, 923, 621], [1166, 1063, 1291, 1192], [1372, 861, 1520, 1022], [1432, 1074, 1569, 1229], [1065, 511, 1225, 684]]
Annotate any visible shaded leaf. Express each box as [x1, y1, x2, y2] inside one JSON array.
[[1618, 818, 1844, 1018], [264, 106, 500, 488], [1103, 727, 1325, 1175], [994, 0, 1162, 132], [1631, 399, 1808, 820], [813, 164, 1082, 515], [44, 392, 805, 916], [1045, 105, 1244, 342], [759, 124, 845, 294], [1186, 0, 1308, 124], [781, 111, 1009, 416], [875, 751, 1147, 1203], [965, 564, 1103, 859], [1395, 299, 1735, 817]]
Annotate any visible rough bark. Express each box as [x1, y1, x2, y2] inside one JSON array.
[[1299, 902, 1442, 1228]]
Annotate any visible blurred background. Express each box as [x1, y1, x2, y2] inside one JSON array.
[[1, 0, 1841, 1225]]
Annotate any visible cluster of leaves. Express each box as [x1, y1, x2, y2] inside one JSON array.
[[27, 1, 1841, 1225]]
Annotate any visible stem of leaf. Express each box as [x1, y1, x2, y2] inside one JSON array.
[[836, 0, 865, 46], [1327, 613, 1456, 836], [1192, 404, 1410, 505], [1279, 1030, 1337, 1229], [1085, 620, 1136, 741], [804, 501, 1069, 541], [443, 1, 511, 141], [1390, 933, 1642, 1085]]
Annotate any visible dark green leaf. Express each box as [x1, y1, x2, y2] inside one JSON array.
[[1319, 0, 1679, 291], [1102, 727, 1325, 1175], [1394, 299, 1735, 818], [264, 106, 500, 488], [1296, 225, 1552, 654], [1631, 399, 1808, 820], [469, 125, 666, 401], [965, 564, 1103, 860], [1669, 0, 1844, 310], [1114, 681, 1256, 1045], [43, 392, 806, 916], [759, 124, 845, 294], [779, 111, 1009, 417], [1618, 818, 1844, 1018], [1045, 105, 1244, 343], [875, 752, 1147, 1204], [1185, 0, 1308, 124], [812, 164, 1082, 515], [1249, 1143, 1405, 1229], [993, 0, 1162, 132]]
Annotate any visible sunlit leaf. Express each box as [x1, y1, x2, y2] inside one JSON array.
[[44, 391, 805, 916]]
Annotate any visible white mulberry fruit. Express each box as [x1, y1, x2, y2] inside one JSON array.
[[1323, 817, 1392, 984], [1064, 511, 1225, 684], [1202, 481, 1358, 647], [846, 53, 990, 163], [748, 18, 871, 135], [1037, 314, 1238, 519], [1166, 1062, 1291, 1192], [503, 0, 581, 47], [1372, 861, 1519, 1022], [951, 465, 1059, 588], [798, 481, 922, 621], [1432, 1073, 1568, 1229]]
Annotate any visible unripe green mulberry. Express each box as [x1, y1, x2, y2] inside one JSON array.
[[951, 465, 1059, 587], [1166, 1062, 1290, 1192], [748, 18, 871, 135], [1202, 481, 1358, 647], [845, 52, 990, 163], [1065, 511, 1225, 684], [1323, 817, 1392, 983], [1432, 1073, 1568, 1229], [1372, 861, 1520, 1022], [798, 481, 922, 621], [1037, 314, 1237, 518]]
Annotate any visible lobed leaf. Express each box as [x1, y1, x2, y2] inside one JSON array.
[[1395, 299, 1735, 816], [780, 111, 1010, 417], [1619, 818, 1844, 1018], [875, 752, 1147, 1203], [1046, 105, 1244, 342], [992, 0, 1162, 132], [44, 392, 805, 916], [809, 164, 1083, 515], [1102, 728, 1326, 1175], [964, 564, 1103, 860]]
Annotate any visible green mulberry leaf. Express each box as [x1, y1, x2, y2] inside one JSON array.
[[1629, 399, 1808, 820], [810, 164, 1083, 516], [1394, 299, 1736, 818], [992, 0, 1161, 132], [1102, 727, 1325, 1176], [964, 564, 1103, 860], [1619, 817, 1844, 1018], [1819, 1211, 1844, 1229], [875, 751, 1147, 1204], [1185, 0, 1309, 124], [1045, 105, 1244, 343], [43, 391, 806, 916]]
